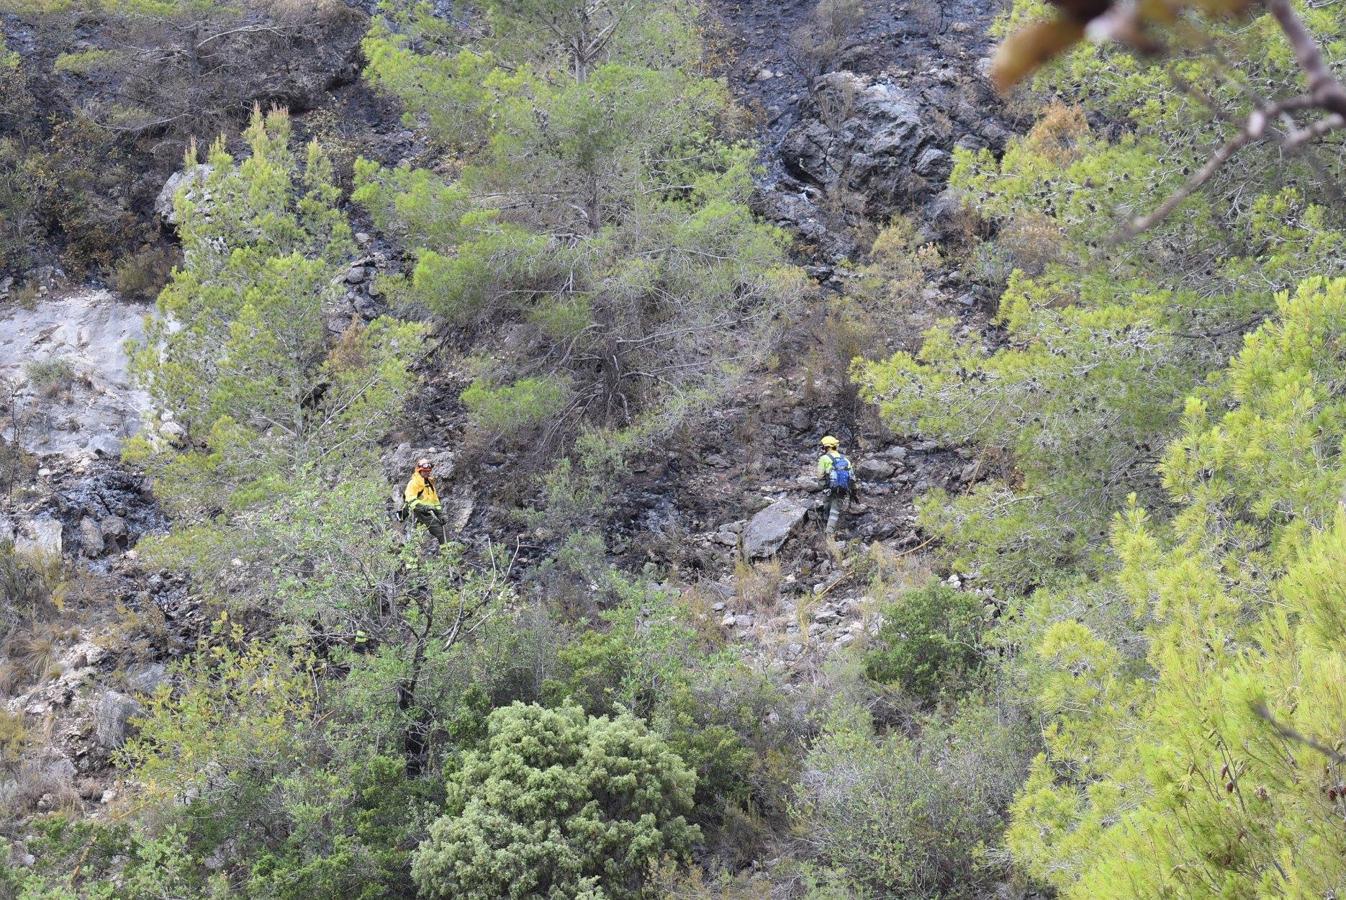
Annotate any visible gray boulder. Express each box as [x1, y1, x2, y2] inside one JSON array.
[[857, 458, 896, 481], [782, 72, 938, 218], [154, 165, 213, 226], [94, 691, 144, 750], [743, 498, 809, 558], [78, 517, 104, 557], [125, 662, 168, 695], [15, 516, 62, 558]]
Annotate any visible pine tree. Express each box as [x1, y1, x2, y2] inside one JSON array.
[[358, 0, 802, 447]]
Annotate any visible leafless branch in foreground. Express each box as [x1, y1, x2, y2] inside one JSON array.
[[1251, 700, 1346, 766], [1117, 0, 1346, 240]]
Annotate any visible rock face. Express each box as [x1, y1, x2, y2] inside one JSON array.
[[782, 73, 934, 217], [94, 691, 143, 750], [14, 516, 62, 557], [154, 164, 213, 225], [0, 290, 150, 457], [743, 498, 810, 558]]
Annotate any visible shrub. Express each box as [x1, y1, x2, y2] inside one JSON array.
[[0, 541, 58, 632], [793, 702, 1036, 898], [863, 581, 986, 704], [789, 0, 866, 76], [112, 244, 178, 302], [461, 374, 572, 441], [0, 710, 27, 772], [0, 816, 206, 898], [24, 357, 77, 400], [412, 702, 699, 899]]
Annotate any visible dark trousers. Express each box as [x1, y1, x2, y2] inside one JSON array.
[[412, 504, 447, 545]]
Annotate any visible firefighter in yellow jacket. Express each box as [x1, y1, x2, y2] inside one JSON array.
[[404, 457, 447, 546]]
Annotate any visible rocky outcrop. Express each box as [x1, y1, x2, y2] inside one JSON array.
[[744, 498, 810, 558], [3, 458, 161, 562], [779, 66, 1009, 228], [93, 691, 143, 750], [0, 290, 150, 457], [328, 246, 393, 333], [154, 164, 213, 226], [13, 516, 62, 557], [782, 72, 933, 216]]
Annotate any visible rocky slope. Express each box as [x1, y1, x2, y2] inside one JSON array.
[[1, 0, 1018, 828]]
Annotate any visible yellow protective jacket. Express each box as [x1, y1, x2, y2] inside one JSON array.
[[817, 450, 842, 478], [404, 471, 441, 508]]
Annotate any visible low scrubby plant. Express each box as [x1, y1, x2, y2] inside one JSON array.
[[863, 580, 986, 704], [793, 702, 1036, 898], [24, 357, 77, 400]]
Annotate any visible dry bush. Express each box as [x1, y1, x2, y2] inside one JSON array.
[[654, 861, 774, 899], [807, 296, 877, 424], [112, 244, 178, 302], [1024, 103, 1091, 166], [996, 211, 1067, 276], [0, 709, 27, 773], [24, 357, 78, 401], [4, 752, 81, 819], [789, 0, 867, 77], [0, 546, 67, 697], [0, 626, 66, 696], [733, 557, 783, 614]]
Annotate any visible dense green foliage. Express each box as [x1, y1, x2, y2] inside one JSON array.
[[859, 5, 1346, 592], [8, 0, 1346, 895], [863, 581, 985, 704], [357, 0, 801, 447], [1005, 277, 1346, 896], [794, 702, 1035, 897], [413, 702, 698, 899], [853, 2, 1346, 896]]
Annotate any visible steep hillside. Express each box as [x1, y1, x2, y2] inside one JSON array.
[[8, 0, 1346, 896]]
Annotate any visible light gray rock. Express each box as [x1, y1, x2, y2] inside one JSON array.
[[857, 458, 896, 481], [796, 475, 825, 493], [78, 517, 104, 557], [15, 516, 62, 558], [86, 433, 122, 457], [100, 515, 129, 546], [915, 147, 952, 178], [743, 498, 808, 558], [125, 662, 168, 695], [94, 691, 144, 750], [0, 290, 150, 457], [155, 165, 213, 225], [450, 498, 474, 532]]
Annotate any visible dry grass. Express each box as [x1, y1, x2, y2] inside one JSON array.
[[733, 557, 783, 615], [0, 626, 67, 695]]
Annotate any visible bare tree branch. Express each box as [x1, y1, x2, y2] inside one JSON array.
[[1112, 0, 1346, 240], [1251, 700, 1346, 765], [1266, 0, 1346, 119]]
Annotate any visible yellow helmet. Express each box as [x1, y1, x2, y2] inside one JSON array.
[[820, 435, 840, 449]]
